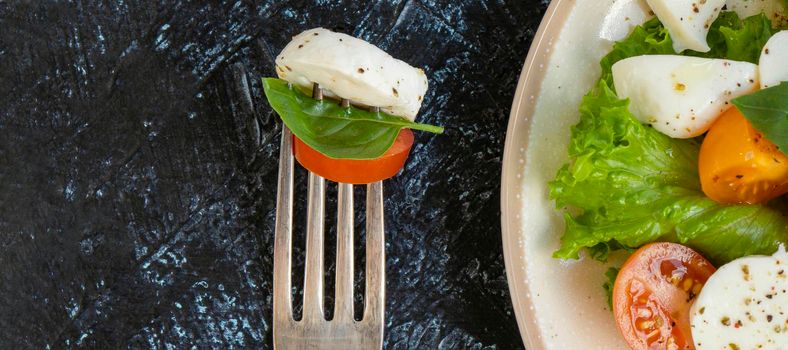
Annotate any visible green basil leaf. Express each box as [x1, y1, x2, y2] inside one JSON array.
[[262, 78, 443, 160], [733, 82, 788, 155]]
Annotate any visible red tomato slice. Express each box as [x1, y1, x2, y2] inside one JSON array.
[[613, 243, 716, 350], [293, 129, 414, 184]]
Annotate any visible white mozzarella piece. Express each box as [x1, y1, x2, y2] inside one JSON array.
[[600, 0, 654, 42], [760, 31, 788, 89], [275, 28, 428, 121], [727, 0, 788, 28], [645, 0, 726, 53], [689, 247, 788, 350], [612, 55, 759, 138]]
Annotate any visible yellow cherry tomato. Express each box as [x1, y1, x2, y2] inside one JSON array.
[[699, 107, 788, 204]]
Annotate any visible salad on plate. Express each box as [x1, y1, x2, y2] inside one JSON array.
[[548, 0, 788, 348]]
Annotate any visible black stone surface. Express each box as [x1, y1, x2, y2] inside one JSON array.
[[0, 1, 548, 349]]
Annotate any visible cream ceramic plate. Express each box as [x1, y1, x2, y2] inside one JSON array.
[[502, 1, 788, 348], [500, 0, 653, 349]]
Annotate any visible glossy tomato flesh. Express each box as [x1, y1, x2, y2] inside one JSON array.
[[699, 107, 788, 204], [613, 243, 716, 350], [293, 129, 413, 184]]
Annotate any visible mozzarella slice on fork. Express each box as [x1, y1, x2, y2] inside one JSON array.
[[275, 28, 428, 121]]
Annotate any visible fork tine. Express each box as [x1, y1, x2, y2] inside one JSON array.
[[303, 172, 326, 322], [334, 97, 355, 323], [276, 83, 387, 347], [273, 127, 294, 324], [363, 181, 385, 327], [334, 183, 354, 322]]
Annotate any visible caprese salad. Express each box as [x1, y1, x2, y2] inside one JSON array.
[[262, 28, 443, 184], [549, 0, 788, 349]]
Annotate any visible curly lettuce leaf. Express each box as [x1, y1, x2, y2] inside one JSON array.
[[549, 79, 788, 265], [692, 11, 786, 62], [602, 267, 620, 310]]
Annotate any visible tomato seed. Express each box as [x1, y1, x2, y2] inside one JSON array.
[[637, 320, 655, 330], [692, 283, 702, 295], [637, 308, 653, 318], [682, 279, 693, 292]]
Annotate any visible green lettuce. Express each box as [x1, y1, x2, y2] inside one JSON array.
[[692, 11, 784, 62], [549, 12, 788, 265], [602, 267, 620, 310]]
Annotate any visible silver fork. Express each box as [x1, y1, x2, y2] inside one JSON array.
[[272, 84, 385, 350]]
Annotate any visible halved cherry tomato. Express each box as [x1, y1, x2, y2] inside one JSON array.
[[293, 129, 413, 184], [613, 243, 716, 350], [699, 107, 788, 204]]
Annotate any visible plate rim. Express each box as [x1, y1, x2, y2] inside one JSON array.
[[500, 1, 575, 348]]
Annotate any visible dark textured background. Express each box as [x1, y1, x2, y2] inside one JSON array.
[[0, 1, 548, 348]]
